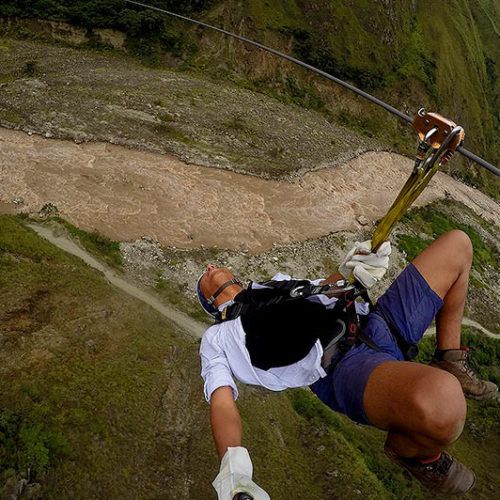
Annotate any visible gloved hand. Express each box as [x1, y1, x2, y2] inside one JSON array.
[[339, 240, 391, 289], [212, 447, 270, 500]]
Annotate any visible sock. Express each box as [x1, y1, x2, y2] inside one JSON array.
[[434, 348, 464, 360], [419, 453, 442, 464]]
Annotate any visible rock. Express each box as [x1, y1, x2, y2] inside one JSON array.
[[38, 202, 59, 217], [121, 237, 167, 274], [356, 215, 370, 226], [326, 469, 340, 478], [24, 483, 42, 499], [21, 78, 47, 90], [12, 197, 24, 205], [85, 339, 97, 352]]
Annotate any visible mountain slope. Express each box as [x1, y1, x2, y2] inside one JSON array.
[[0, 0, 498, 195], [1, 215, 498, 499]]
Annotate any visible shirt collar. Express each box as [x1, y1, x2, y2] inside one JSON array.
[[218, 299, 235, 312]]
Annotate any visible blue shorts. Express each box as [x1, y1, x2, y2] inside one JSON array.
[[310, 263, 443, 425]]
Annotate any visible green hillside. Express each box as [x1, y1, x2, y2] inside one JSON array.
[[1, 0, 498, 195], [1, 215, 499, 498], [0, 2, 499, 497]]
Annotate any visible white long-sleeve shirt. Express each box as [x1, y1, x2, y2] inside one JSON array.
[[199, 273, 369, 402]]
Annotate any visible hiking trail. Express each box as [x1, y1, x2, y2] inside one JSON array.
[[27, 223, 500, 341], [28, 223, 206, 338]]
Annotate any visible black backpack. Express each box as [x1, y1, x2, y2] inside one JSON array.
[[218, 279, 380, 371]]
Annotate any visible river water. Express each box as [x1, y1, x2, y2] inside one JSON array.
[[2, 128, 498, 252]]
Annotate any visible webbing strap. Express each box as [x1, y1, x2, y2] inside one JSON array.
[[206, 277, 242, 305]]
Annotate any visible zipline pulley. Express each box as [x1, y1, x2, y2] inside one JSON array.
[[413, 109, 465, 168], [371, 109, 465, 251]]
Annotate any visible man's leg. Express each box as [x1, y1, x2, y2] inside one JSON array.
[[411, 229, 471, 350], [365, 230, 487, 440], [363, 231, 480, 494], [363, 361, 474, 495], [364, 361, 466, 458], [412, 230, 497, 399]]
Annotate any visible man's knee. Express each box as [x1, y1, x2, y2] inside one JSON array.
[[409, 370, 466, 445], [441, 230, 473, 265]]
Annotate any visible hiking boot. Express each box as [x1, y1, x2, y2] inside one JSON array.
[[430, 348, 498, 400], [385, 446, 476, 495]]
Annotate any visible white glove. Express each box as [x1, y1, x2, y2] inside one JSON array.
[[339, 240, 391, 289], [212, 447, 270, 500]]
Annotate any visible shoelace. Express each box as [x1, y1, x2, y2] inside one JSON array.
[[462, 350, 479, 379]]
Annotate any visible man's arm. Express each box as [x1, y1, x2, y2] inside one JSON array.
[[210, 386, 242, 459], [209, 388, 271, 500], [320, 271, 344, 285], [201, 330, 269, 499]]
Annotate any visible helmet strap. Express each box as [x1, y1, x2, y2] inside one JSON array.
[[206, 278, 242, 305]]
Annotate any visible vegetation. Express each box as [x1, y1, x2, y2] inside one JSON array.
[[0, 1, 216, 25], [0, 408, 70, 479], [47, 216, 123, 269], [397, 200, 498, 271], [1, 213, 499, 497], [155, 273, 208, 323], [0, 0, 210, 62]]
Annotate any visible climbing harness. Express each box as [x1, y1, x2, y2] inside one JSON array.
[[124, 0, 499, 177], [219, 278, 381, 371]]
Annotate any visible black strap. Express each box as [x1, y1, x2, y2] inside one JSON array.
[[206, 277, 242, 305], [221, 281, 383, 372]]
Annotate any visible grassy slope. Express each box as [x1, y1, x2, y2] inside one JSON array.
[[1, 215, 499, 499], [198, 0, 499, 196], [249, 0, 499, 179], [396, 200, 500, 333], [0, 216, 389, 499], [0, 216, 216, 498]]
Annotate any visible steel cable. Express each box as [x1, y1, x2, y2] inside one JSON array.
[[124, 0, 499, 177]]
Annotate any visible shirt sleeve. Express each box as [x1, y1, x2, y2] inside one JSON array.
[[200, 328, 239, 403]]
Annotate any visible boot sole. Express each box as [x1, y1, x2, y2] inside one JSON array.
[[384, 446, 477, 495], [465, 389, 498, 401]]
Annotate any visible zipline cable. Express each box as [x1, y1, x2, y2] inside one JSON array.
[[124, 0, 499, 177]]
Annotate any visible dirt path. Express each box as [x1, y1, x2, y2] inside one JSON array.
[[28, 223, 207, 338], [26, 223, 500, 341], [2, 128, 499, 252], [425, 318, 500, 340]]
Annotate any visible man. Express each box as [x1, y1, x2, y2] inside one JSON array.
[[198, 230, 497, 499]]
